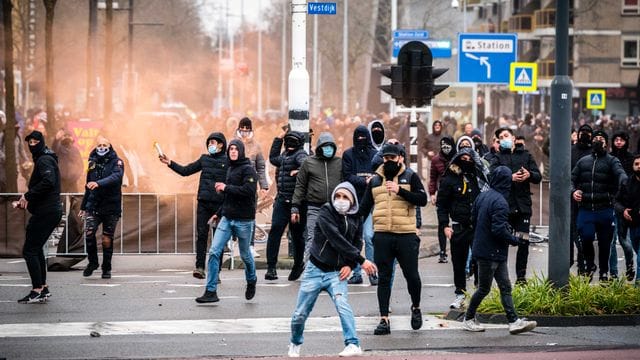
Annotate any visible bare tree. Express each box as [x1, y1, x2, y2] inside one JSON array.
[[2, 0, 18, 192], [43, 0, 56, 138]]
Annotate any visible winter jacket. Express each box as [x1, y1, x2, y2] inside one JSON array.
[[25, 147, 61, 215], [81, 147, 124, 216], [614, 174, 640, 226], [220, 139, 258, 220], [269, 132, 308, 202], [360, 163, 427, 234], [234, 133, 268, 190], [308, 182, 365, 272], [168, 132, 228, 204], [342, 125, 377, 201], [571, 151, 627, 211], [571, 142, 592, 169], [291, 132, 342, 211], [436, 149, 482, 228], [428, 136, 456, 196], [422, 120, 444, 156], [471, 166, 520, 262], [611, 131, 634, 176], [489, 146, 542, 215]]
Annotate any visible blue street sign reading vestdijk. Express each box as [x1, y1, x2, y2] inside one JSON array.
[[458, 33, 517, 84], [308, 2, 337, 15]]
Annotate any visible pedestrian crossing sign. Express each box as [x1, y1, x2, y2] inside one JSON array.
[[586, 89, 606, 110], [509, 62, 537, 92]]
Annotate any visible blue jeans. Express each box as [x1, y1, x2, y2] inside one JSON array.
[[353, 214, 374, 277], [205, 217, 257, 292], [609, 213, 635, 276], [290, 262, 359, 347], [465, 258, 518, 323]]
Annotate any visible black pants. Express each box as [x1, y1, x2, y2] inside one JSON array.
[[373, 232, 422, 317], [196, 201, 221, 270], [450, 224, 473, 295], [266, 197, 305, 269], [465, 259, 518, 323], [23, 209, 62, 288], [509, 212, 531, 280], [570, 201, 585, 272], [85, 212, 120, 271], [437, 223, 447, 255]]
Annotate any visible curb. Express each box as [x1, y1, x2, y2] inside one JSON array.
[[445, 309, 640, 327]]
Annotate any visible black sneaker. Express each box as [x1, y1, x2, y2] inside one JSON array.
[[373, 318, 390, 335], [288, 265, 304, 281], [515, 277, 527, 286], [265, 268, 278, 281], [411, 307, 423, 330], [599, 274, 609, 283], [245, 281, 256, 300], [369, 274, 378, 286], [102, 270, 111, 279], [83, 263, 99, 277], [42, 287, 51, 298], [438, 252, 448, 263], [195, 290, 219, 303], [347, 274, 363, 284], [18, 290, 46, 304]]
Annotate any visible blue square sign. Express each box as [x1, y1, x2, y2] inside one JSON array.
[[458, 33, 518, 84], [308, 2, 337, 15]]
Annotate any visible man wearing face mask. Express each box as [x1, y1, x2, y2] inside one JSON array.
[[265, 129, 308, 281], [79, 136, 124, 279], [569, 124, 594, 273], [359, 143, 428, 335], [571, 131, 627, 282], [291, 132, 342, 260], [437, 149, 488, 310], [614, 155, 640, 286], [15, 131, 62, 303], [160, 132, 228, 279], [490, 128, 541, 285], [609, 131, 636, 281], [429, 136, 456, 263]]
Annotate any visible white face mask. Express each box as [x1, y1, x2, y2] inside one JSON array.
[[333, 199, 351, 214]]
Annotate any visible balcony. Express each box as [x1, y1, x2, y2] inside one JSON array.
[[538, 60, 574, 78], [509, 14, 534, 32], [534, 8, 574, 30]]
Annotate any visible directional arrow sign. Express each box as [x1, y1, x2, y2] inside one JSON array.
[[458, 33, 517, 84]]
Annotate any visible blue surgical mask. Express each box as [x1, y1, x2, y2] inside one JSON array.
[[322, 145, 334, 158], [499, 139, 513, 150], [96, 147, 109, 156], [208, 145, 218, 155]]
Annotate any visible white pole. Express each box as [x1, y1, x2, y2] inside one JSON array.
[[342, 0, 348, 114], [289, 0, 310, 149], [217, 32, 223, 117], [258, 0, 263, 117], [312, 13, 318, 118], [390, 0, 397, 117], [281, 0, 287, 114], [229, 27, 235, 111], [463, 0, 467, 33]]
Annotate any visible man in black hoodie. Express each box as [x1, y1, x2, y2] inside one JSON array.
[[614, 154, 640, 286], [80, 136, 124, 279], [15, 130, 62, 303], [429, 136, 456, 263], [196, 139, 258, 303], [160, 132, 228, 279], [609, 131, 636, 280], [570, 124, 593, 272]]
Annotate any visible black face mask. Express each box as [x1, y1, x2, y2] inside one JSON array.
[[284, 137, 300, 149], [355, 137, 368, 148], [28, 142, 45, 155], [578, 133, 591, 145], [459, 160, 475, 174], [473, 140, 482, 149], [515, 143, 524, 150], [371, 130, 384, 145], [592, 140, 606, 154], [383, 161, 400, 180]]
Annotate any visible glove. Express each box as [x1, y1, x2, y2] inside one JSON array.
[[516, 232, 530, 246]]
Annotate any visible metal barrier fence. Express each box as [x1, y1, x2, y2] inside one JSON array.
[[1, 182, 551, 257]]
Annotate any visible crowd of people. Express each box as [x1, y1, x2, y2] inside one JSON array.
[[4, 104, 640, 356]]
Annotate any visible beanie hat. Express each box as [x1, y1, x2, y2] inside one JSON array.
[[593, 130, 608, 143]]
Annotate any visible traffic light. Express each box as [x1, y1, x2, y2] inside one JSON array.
[[379, 41, 449, 107]]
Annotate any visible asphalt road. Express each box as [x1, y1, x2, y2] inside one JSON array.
[[1, 240, 639, 359]]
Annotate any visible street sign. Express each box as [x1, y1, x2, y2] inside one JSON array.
[[458, 33, 517, 84], [586, 89, 606, 110], [509, 62, 538, 92], [393, 30, 429, 40], [393, 39, 451, 58], [307, 2, 337, 15]]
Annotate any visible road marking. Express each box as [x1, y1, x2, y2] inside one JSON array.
[[0, 315, 506, 338], [80, 284, 121, 287], [0, 276, 30, 281], [258, 283, 290, 288], [0, 284, 30, 287], [423, 283, 454, 287], [7, 260, 25, 264]]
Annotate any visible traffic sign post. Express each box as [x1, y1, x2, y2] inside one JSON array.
[[509, 62, 538, 92], [586, 89, 606, 109], [307, 2, 337, 15], [458, 33, 517, 84]]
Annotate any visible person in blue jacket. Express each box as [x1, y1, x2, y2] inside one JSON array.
[[462, 166, 536, 335], [80, 136, 124, 279]]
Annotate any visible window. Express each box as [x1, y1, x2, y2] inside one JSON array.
[[623, 0, 640, 14], [622, 37, 640, 67]]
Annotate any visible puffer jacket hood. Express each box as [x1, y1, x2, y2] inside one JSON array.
[[490, 165, 512, 199], [368, 120, 386, 150], [315, 132, 337, 158], [206, 132, 227, 149], [456, 135, 476, 151], [284, 131, 305, 151], [353, 125, 373, 150], [331, 181, 359, 215]]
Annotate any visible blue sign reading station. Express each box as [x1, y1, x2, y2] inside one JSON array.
[[458, 33, 517, 84]]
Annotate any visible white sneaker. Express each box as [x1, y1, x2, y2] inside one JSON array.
[[508, 318, 537, 334], [450, 294, 466, 309], [338, 344, 363, 357], [288, 343, 301, 357], [461, 317, 485, 332], [250, 246, 260, 258]]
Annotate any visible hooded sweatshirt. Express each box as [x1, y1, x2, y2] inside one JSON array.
[[292, 132, 342, 210], [611, 131, 634, 176], [168, 132, 228, 204], [471, 165, 520, 262], [220, 139, 258, 220], [428, 136, 456, 195], [342, 125, 377, 200], [308, 181, 365, 272], [368, 120, 386, 151], [24, 131, 61, 215]]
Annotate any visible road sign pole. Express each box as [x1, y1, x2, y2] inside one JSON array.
[[549, 0, 572, 289], [288, 0, 310, 150]]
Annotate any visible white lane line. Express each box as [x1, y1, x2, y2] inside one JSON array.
[[7, 260, 25, 264], [119, 281, 170, 284], [158, 269, 187, 272], [0, 315, 505, 338], [80, 284, 121, 287], [423, 283, 454, 287], [0, 284, 30, 287], [0, 276, 30, 281]]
